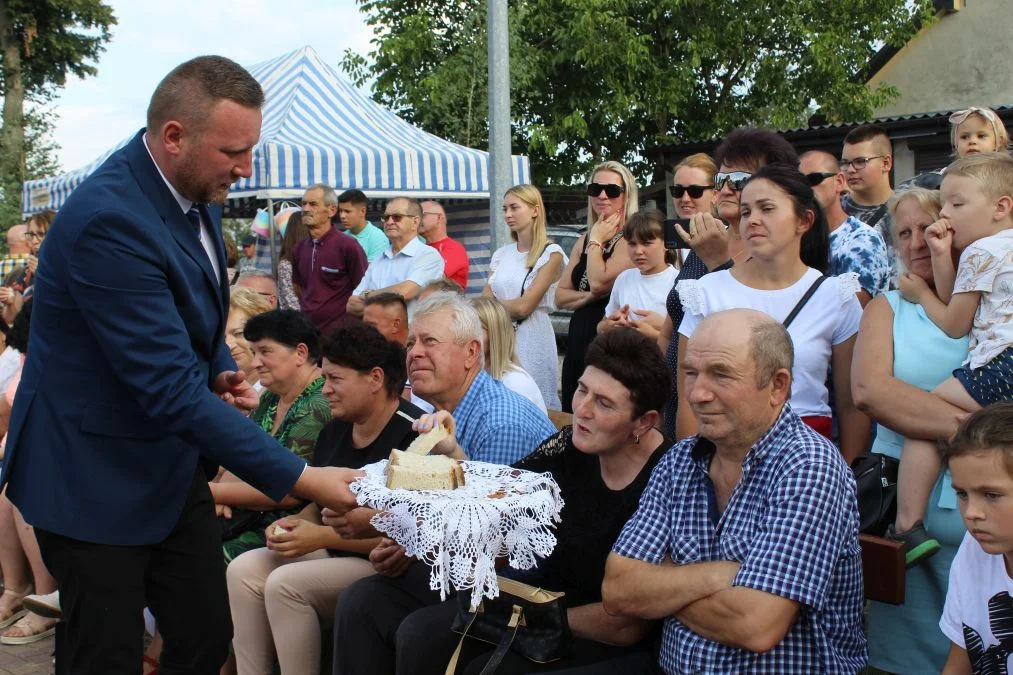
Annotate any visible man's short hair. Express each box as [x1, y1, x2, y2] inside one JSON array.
[[241, 235, 256, 247], [748, 320, 794, 390], [306, 183, 338, 207], [243, 309, 322, 362], [390, 197, 423, 219], [229, 286, 273, 317], [714, 128, 798, 172], [237, 270, 276, 286], [412, 292, 483, 366], [843, 124, 892, 156], [147, 56, 264, 133], [944, 152, 1013, 200], [420, 278, 465, 296], [364, 291, 408, 318], [323, 323, 408, 399], [798, 150, 839, 174], [338, 189, 368, 207], [584, 328, 670, 419]]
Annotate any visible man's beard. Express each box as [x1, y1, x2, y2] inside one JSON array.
[[176, 152, 233, 204]]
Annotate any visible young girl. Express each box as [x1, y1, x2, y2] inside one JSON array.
[[597, 209, 676, 340], [940, 402, 1013, 674], [894, 153, 1013, 567], [950, 106, 1009, 157]]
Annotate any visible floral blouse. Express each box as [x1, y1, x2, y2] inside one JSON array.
[[251, 375, 330, 461]]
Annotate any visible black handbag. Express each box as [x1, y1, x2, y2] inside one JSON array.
[[851, 453, 900, 536], [446, 577, 572, 675]]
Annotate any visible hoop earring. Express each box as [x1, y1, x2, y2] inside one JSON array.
[[633, 433, 640, 445]]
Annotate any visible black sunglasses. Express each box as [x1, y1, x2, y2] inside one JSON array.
[[713, 171, 752, 192], [586, 183, 625, 199], [804, 172, 838, 187], [669, 184, 712, 199]]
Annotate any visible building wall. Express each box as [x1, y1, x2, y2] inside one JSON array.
[[868, 0, 1013, 117]]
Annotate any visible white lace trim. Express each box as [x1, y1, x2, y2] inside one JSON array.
[[835, 272, 861, 302], [351, 460, 564, 609], [676, 279, 704, 315]]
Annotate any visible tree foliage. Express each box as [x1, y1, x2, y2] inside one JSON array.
[[0, 0, 115, 226], [342, 0, 933, 184]]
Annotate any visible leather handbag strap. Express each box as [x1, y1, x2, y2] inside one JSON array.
[[782, 275, 828, 329], [446, 611, 480, 675], [478, 605, 524, 675]]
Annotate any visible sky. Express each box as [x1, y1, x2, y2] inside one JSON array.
[[48, 0, 375, 171]]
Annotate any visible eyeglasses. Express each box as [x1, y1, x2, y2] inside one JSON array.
[[804, 172, 838, 187], [382, 213, 419, 223], [839, 156, 884, 171], [669, 184, 712, 199], [586, 183, 625, 199], [24, 232, 44, 241], [713, 171, 752, 192]]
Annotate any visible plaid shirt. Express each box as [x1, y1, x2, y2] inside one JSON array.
[[0, 254, 31, 279], [454, 370, 556, 465], [613, 404, 867, 674]]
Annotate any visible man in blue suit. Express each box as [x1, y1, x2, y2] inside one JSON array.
[[0, 56, 362, 674]]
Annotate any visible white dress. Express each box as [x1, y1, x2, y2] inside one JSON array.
[[489, 242, 567, 410], [501, 366, 548, 413]]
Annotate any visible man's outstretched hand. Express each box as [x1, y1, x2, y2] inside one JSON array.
[[293, 466, 365, 514], [213, 370, 260, 412]]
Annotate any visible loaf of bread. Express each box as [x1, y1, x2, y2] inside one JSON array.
[[386, 449, 465, 490]]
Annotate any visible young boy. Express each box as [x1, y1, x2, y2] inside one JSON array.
[[940, 402, 1013, 674]]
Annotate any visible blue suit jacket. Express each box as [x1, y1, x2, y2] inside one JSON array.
[[0, 131, 306, 546]]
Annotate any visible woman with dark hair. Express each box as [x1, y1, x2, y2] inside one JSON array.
[[676, 164, 868, 461], [277, 210, 310, 311], [660, 130, 799, 436], [228, 323, 425, 675], [332, 328, 670, 675], [212, 309, 332, 562]]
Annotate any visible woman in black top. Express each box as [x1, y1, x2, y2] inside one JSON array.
[[556, 161, 638, 412], [227, 323, 424, 675], [332, 328, 672, 675]]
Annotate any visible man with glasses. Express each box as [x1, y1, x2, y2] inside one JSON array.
[[800, 150, 890, 307], [291, 183, 369, 333], [346, 197, 445, 318], [235, 270, 279, 310], [0, 224, 31, 276], [839, 125, 894, 231], [419, 200, 469, 289]]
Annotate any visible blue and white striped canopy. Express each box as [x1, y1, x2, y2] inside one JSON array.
[[23, 46, 531, 214]]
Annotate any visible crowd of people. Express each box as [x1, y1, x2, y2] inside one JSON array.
[[0, 53, 1011, 675]]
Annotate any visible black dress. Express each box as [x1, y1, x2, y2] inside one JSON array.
[[559, 231, 624, 412]]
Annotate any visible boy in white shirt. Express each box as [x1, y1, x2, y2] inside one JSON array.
[[940, 402, 1013, 674], [598, 209, 676, 340]]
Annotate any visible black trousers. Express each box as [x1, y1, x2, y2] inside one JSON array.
[[37, 469, 232, 675]]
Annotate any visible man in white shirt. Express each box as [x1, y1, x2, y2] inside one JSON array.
[[346, 198, 445, 318]]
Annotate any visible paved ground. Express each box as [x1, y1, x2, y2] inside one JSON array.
[[0, 637, 53, 674]]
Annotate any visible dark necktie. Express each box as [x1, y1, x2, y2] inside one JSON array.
[[186, 206, 202, 239]]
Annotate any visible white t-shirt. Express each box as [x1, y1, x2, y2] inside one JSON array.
[[952, 229, 1013, 369], [677, 268, 862, 417], [604, 266, 678, 318], [500, 366, 547, 413], [940, 532, 1013, 667]]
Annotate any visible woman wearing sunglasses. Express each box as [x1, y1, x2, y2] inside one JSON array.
[[556, 161, 638, 413], [659, 130, 798, 437]]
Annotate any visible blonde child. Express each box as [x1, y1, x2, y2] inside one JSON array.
[[939, 403, 1013, 673], [950, 106, 1009, 157], [893, 153, 1013, 567], [597, 209, 676, 340]]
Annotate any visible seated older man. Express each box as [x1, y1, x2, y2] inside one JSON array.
[[603, 309, 866, 674], [346, 198, 445, 318]]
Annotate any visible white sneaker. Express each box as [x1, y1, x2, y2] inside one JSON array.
[[22, 591, 60, 620]]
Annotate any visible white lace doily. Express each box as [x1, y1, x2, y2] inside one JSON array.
[[351, 459, 564, 609]]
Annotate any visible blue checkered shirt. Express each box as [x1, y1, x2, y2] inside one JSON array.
[[0, 254, 30, 279], [454, 370, 556, 465], [613, 404, 867, 674]]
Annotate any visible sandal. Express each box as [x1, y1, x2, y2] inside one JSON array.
[[0, 611, 56, 644], [0, 584, 32, 630], [143, 655, 160, 675]]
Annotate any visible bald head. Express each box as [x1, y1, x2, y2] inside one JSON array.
[[5, 225, 28, 255], [419, 200, 447, 242], [799, 150, 838, 174], [799, 150, 847, 223], [692, 309, 794, 389]]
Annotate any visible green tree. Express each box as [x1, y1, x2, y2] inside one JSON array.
[[0, 0, 115, 226], [343, 0, 933, 184]]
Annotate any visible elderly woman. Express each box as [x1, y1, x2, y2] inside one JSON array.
[[227, 287, 274, 391], [485, 184, 566, 409], [660, 132, 799, 436], [676, 163, 869, 462], [212, 309, 331, 562], [228, 323, 425, 675], [556, 161, 638, 412], [471, 296, 547, 413], [332, 328, 670, 674], [852, 187, 969, 674]]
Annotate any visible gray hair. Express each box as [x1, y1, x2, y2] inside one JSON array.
[[748, 320, 794, 392], [147, 55, 264, 133], [306, 183, 338, 207], [413, 291, 484, 369]]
